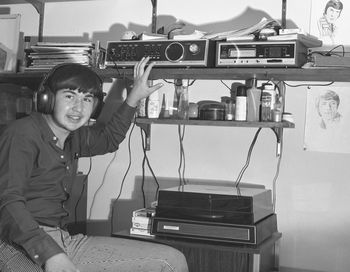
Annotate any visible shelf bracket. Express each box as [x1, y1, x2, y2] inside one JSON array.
[[150, 0, 157, 33], [281, 0, 287, 29], [25, 0, 45, 41], [137, 122, 152, 151], [271, 127, 283, 157]]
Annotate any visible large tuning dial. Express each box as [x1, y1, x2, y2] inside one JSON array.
[[165, 42, 184, 62]]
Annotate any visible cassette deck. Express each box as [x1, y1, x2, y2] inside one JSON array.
[[216, 40, 308, 67]]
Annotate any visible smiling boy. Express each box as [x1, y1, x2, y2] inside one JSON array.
[[0, 58, 188, 272]]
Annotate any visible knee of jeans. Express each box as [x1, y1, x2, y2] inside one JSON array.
[[161, 247, 188, 272]]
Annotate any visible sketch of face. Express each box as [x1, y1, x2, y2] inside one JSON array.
[[325, 7, 341, 24], [318, 97, 339, 121]]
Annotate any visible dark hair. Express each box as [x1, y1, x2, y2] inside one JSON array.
[[45, 63, 103, 98], [324, 0, 343, 15]]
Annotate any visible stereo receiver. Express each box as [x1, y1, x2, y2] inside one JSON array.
[[105, 39, 215, 68], [216, 40, 308, 67]]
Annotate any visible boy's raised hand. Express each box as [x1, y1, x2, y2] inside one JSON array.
[[126, 56, 163, 107]]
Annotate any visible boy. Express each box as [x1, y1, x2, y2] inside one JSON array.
[[0, 57, 188, 272]]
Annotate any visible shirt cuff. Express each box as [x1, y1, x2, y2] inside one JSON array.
[[23, 232, 64, 266], [118, 101, 137, 120]]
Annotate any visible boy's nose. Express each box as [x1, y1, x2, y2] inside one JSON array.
[[72, 98, 84, 111]]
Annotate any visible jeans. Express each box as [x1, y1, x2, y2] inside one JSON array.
[[0, 226, 188, 272]]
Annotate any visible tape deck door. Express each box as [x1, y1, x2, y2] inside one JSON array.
[[216, 41, 307, 67]]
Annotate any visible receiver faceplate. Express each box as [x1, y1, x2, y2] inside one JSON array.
[[105, 39, 215, 67]]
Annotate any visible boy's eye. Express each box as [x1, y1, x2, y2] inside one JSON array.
[[84, 97, 94, 103]]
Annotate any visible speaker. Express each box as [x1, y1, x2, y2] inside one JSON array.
[[34, 63, 104, 119]]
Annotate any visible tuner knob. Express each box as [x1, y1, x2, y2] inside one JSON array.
[[165, 42, 184, 62], [189, 43, 200, 55]]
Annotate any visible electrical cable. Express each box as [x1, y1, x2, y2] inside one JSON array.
[[140, 128, 160, 205], [234, 128, 262, 188], [74, 121, 93, 225], [220, 80, 232, 91], [326, 44, 345, 57], [111, 55, 122, 77], [163, 78, 196, 87], [74, 156, 92, 225], [110, 119, 136, 232], [278, 80, 335, 88], [177, 124, 187, 188], [271, 132, 283, 213], [308, 44, 345, 57], [88, 151, 117, 220]]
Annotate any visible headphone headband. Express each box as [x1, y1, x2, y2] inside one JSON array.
[[34, 63, 104, 119]]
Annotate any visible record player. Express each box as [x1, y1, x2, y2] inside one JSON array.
[[155, 184, 273, 224], [151, 184, 277, 245]]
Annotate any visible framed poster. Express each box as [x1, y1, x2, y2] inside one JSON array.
[[304, 84, 350, 153], [309, 0, 348, 48], [0, 14, 21, 72]]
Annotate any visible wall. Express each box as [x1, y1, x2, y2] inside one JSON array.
[[4, 0, 350, 271]]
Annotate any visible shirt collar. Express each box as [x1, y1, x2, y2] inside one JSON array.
[[30, 112, 59, 144]]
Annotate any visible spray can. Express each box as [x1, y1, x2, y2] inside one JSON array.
[[246, 77, 261, 122], [261, 83, 276, 121], [235, 85, 247, 121]]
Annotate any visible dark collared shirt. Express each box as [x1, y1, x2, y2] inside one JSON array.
[[0, 102, 135, 266]]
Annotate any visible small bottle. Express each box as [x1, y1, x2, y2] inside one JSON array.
[[246, 77, 261, 122], [171, 79, 183, 118], [146, 81, 160, 118], [159, 93, 170, 119], [235, 85, 247, 121], [221, 96, 234, 121], [261, 83, 276, 121], [273, 97, 283, 122], [178, 83, 189, 120], [137, 98, 147, 117]]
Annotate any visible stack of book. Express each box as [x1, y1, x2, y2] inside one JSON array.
[[130, 207, 155, 237], [24, 42, 104, 71]]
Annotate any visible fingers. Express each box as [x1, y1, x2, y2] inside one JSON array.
[[142, 61, 156, 79], [134, 56, 155, 80], [150, 82, 164, 92]]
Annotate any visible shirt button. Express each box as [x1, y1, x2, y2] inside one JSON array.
[[66, 166, 70, 170], [34, 254, 39, 259], [60, 155, 64, 159], [53, 136, 57, 141]]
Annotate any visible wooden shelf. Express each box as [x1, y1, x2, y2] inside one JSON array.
[[135, 118, 295, 129], [2, 65, 347, 90], [2, 67, 349, 85], [135, 118, 293, 150], [98, 67, 350, 82]]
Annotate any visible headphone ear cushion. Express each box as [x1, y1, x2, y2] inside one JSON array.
[[90, 94, 104, 120], [35, 86, 55, 114]]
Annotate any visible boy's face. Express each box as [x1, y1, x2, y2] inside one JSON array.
[[52, 88, 96, 132], [325, 7, 341, 23], [318, 97, 338, 121]]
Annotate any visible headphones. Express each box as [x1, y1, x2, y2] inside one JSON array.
[[34, 63, 104, 120]]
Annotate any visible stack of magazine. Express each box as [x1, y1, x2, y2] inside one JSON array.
[[130, 207, 155, 237], [24, 42, 103, 71]]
